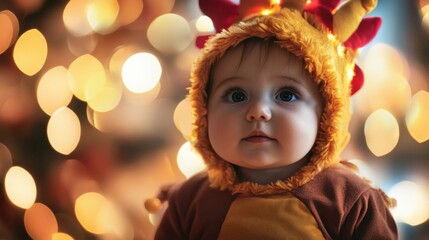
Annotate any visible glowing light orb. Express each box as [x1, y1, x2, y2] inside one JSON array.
[[37, 66, 73, 116], [173, 98, 193, 140], [117, 0, 143, 26], [389, 181, 429, 226], [358, 44, 411, 116], [0, 142, 13, 177], [12, 0, 45, 14], [87, 0, 119, 34], [121, 52, 162, 93], [68, 54, 106, 101], [87, 79, 122, 112], [364, 109, 399, 157], [0, 10, 19, 54], [177, 142, 205, 178], [75, 192, 130, 238], [5, 166, 37, 209], [63, 0, 93, 37], [47, 107, 81, 155], [75, 192, 109, 234], [147, 13, 193, 54], [423, 10, 429, 28], [363, 43, 408, 80], [348, 159, 376, 181], [406, 90, 429, 143], [195, 15, 215, 33], [2, 10, 19, 43], [109, 45, 142, 77], [13, 29, 47, 76], [24, 203, 58, 240], [52, 232, 74, 240], [123, 82, 161, 105]]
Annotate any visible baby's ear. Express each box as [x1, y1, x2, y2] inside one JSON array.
[[333, 0, 378, 42]]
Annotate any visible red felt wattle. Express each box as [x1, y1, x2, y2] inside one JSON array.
[[304, 4, 333, 30], [344, 17, 382, 50], [310, 0, 341, 11], [199, 0, 239, 32], [351, 64, 364, 95], [196, 35, 213, 49]]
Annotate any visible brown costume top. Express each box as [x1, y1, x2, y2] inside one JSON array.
[[154, 0, 397, 238], [155, 165, 397, 239]]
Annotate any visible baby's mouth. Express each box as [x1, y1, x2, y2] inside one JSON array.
[[243, 131, 275, 143]]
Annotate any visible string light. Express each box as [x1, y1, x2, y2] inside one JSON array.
[[346, 64, 355, 82], [260, 0, 281, 15], [327, 33, 336, 41]]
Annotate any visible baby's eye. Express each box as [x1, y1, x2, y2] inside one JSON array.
[[275, 89, 297, 102], [226, 90, 247, 102]]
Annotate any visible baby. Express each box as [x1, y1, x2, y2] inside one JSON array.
[[152, 0, 398, 239]]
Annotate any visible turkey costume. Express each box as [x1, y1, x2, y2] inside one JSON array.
[[153, 0, 398, 239]]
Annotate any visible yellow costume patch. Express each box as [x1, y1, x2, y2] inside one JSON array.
[[218, 194, 324, 239]]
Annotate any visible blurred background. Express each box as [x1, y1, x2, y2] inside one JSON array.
[[0, 0, 428, 239]]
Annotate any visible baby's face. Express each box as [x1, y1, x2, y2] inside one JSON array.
[[207, 41, 323, 170]]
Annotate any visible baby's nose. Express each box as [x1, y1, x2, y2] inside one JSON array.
[[245, 100, 272, 121]]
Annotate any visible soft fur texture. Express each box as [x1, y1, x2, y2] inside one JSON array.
[[189, 8, 357, 195]]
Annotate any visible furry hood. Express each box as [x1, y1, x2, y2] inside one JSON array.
[[189, 6, 369, 195]]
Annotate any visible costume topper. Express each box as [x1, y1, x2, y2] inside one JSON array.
[[196, 0, 381, 95]]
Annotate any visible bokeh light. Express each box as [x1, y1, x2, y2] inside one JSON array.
[[47, 107, 81, 155], [123, 81, 161, 105], [1, 10, 19, 45], [406, 90, 429, 143], [4, 166, 37, 209], [177, 141, 205, 178], [134, 0, 175, 26], [423, 7, 429, 29], [0, 10, 18, 54], [148, 207, 166, 227], [13, 29, 48, 76], [422, 4, 429, 15], [389, 181, 429, 226], [357, 43, 411, 116], [52, 232, 74, 240], [348, 159, 376, 181], [364, 109, 400, 157], [195, 15, 215, 33], [116, 0, 144, 26], [24, 203, 58, 240], [12, 0, 45, 14], [363, 43, 409, 79], [86, 0, 119, 34], [37, 66, 74, 116], [87, 77, 122, 112], [147, 13, 193, 55], [74, 192, 132, 238], [74, 192, 110, 234], [67, 34, 98, 56], [109, 44, 142, 77], [173, 98, 193, 140], [68, 54, 106, 102], [121, 52, 162, 93], [0, 142, 13, 177], [63, 0, 93, 37]]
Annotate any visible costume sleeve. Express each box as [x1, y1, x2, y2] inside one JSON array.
[[341, 188, 398, 240], [154, 188, 187, 240]]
